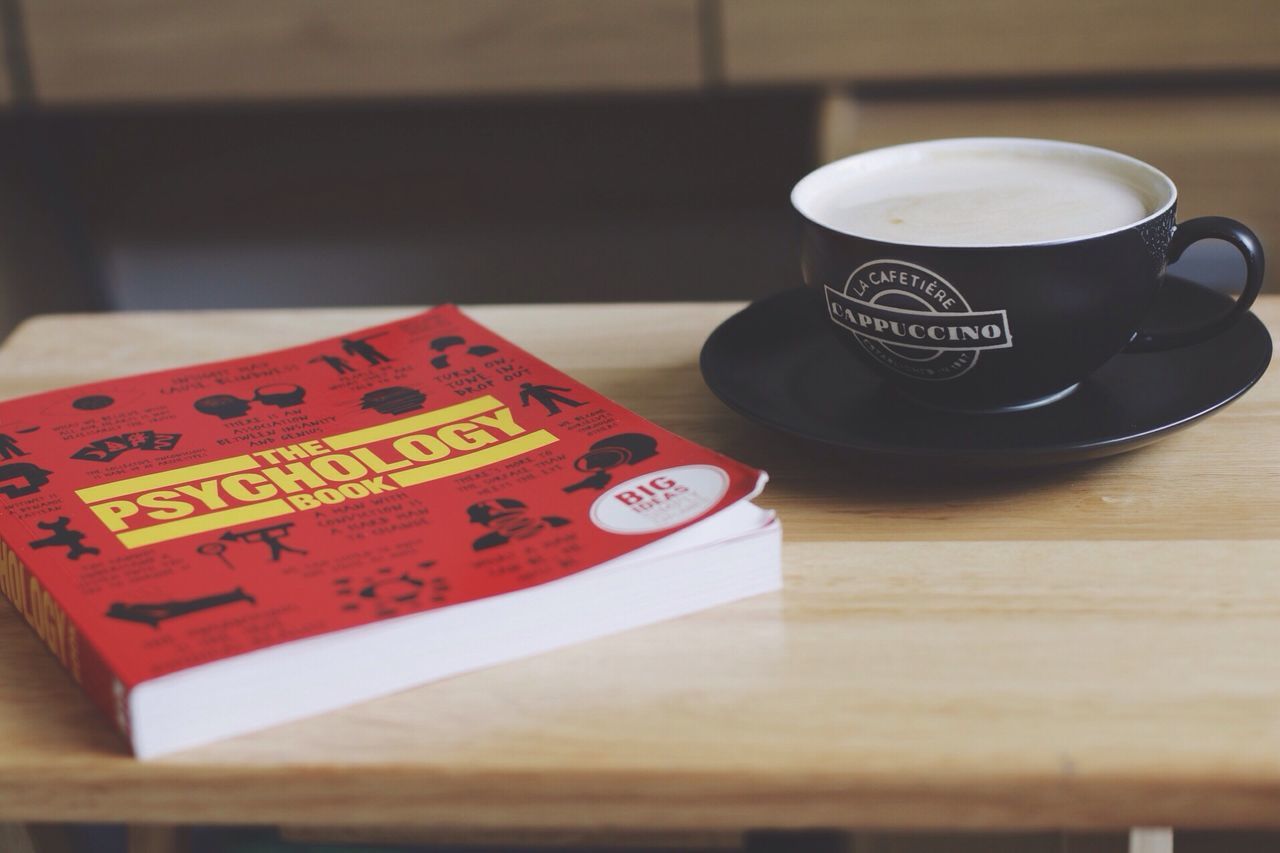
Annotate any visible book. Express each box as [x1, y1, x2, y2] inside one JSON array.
[[0, 306, 780, 758]]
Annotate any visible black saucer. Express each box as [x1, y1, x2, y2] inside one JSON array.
[[700, 278, 1271, 467]]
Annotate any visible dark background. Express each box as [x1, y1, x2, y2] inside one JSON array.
[[0, 0, 1276, 335]]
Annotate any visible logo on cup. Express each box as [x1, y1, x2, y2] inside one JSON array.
[[824, 259, 1012, 381]]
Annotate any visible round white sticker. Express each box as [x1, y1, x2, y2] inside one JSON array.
[[589, 464, 731, 534]]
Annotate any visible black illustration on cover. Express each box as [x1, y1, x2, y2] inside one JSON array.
[[219, 522, 308, 561], [341, 334, 392, 366], [195, 393, 252, 420], [361, 386, 426, 415], [70, 430, 181, 463], [308, 354, 356, 375], [0, 433, 26, 460], [0, 462, 52, 498], [197, 541, 236, 570], [105, 587, 256, 628], [563, 433, 659, 493], [28, 516, 99, 560], [254, 384, 307, 408], [333, 560, 439, 618], [468, 498, 570, 551], [71, 394, 114, 411], [428, 335, 498, 369], [427, 572, 450, 604], [518, 382, 584, 416], [194, 384, 306, 419]]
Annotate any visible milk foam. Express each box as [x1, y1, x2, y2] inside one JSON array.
[[809, 150, 1155, 246]]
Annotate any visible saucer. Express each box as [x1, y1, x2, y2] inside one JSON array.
[[700, 278, 1272, 467]]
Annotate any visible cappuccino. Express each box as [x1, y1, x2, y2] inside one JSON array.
[[804, 148, 1156, 247], [792, 138, 1263, 411]]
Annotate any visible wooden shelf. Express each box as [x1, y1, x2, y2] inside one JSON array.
[[6, 0, 1280, 105], [22, 0, 704, 104], [722, 0, 1280, 84]]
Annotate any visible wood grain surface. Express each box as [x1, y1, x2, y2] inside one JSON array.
[[21, 0, 702, 104], [817, 91, 1280, 266], [722, 0, 1280, 82], [0, 302, 1276, 829]]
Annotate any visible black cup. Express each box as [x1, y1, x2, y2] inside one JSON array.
[[793, 138, 1265, 412]]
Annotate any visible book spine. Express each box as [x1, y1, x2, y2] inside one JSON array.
[[0, 530, 127, 742]]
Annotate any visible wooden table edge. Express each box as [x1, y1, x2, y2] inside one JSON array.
[[2, 763, 1279, 829]]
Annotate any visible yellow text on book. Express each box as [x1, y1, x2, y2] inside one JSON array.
[[0, 536, 81, 681], [76, 395, 556, 548]]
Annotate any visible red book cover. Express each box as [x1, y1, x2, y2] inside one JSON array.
[[0, 306, 773, 754]]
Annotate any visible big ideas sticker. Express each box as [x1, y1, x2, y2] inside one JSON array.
[[824, 259, 1012, 380]]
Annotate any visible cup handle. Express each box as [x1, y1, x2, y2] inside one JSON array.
[[1124, 216, 1266, 353]]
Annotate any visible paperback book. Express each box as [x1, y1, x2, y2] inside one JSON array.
[[0, 306, 780, 757]]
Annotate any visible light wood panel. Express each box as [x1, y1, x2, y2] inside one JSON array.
[[1129, 829, 1173, 853], [21, 0, 702, 104], [817, 91, 1280, 283], [723, 0, 1280, 83], [0, 302, 1276, 830]]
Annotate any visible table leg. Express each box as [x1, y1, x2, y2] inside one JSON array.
[[127, 824, 184, 853], [743, 830, 850, 852], [0, 825, 73, 853], [1129, 828, 1173, 853], [0, 825, 39, 853]]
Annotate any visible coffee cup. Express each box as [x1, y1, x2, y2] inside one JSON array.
[[791, 138, 1265, 412]]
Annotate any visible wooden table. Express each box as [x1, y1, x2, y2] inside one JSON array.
[[0, 302, 1276, 848]]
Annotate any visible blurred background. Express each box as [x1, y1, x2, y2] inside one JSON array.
[[0, 0, 1276, 336]]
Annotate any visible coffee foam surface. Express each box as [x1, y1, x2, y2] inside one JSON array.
[[809, 150, 1155, 246]]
